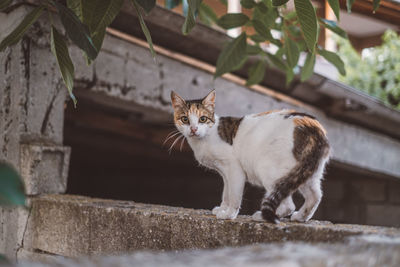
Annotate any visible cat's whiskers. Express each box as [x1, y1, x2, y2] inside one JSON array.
[[168, 135, 184, 154], [163, 131, 180, 146], [179, 136, 186, 151]]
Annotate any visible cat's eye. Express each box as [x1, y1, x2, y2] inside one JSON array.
[[199, 116, 207, 123], [181, 116, 189, 124]]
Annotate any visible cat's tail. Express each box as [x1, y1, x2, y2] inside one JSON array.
[[261, 119, 330, 223]]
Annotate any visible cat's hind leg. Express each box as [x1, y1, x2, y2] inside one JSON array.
[[276, 195, 296, 218], [290, 175, 322, 222]]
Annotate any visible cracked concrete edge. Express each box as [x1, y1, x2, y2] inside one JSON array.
[[22, 194, 400, 258]]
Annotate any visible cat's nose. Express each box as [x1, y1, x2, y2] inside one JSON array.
[[190, 126, 198, 133]]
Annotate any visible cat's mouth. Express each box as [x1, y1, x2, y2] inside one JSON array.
[[189, 133, 200, 137]]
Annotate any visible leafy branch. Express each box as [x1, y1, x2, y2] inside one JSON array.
[[0, 0, 383, 103]]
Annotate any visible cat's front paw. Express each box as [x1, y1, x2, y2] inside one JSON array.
[[212, 206, 227, 215], [215, 207, 239, 220]]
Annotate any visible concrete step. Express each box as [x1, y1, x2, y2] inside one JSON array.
[[18, 236, 400, 267], [22, 194, 400, 259]]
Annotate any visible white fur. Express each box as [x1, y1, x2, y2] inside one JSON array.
[[177, 110, 327, 221]]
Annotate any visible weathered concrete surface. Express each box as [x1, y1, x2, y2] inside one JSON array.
[[70, 32, 400, 179], [23, 194, 400, 258], [17, 238, 400, 267], [20, 145, 70, 195], [0, 6, 70, 260]]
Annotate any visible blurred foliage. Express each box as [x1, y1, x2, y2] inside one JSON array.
[[336, 30, 400, 110], [0, 0, 383, 103], [0, 163, 26, 263]]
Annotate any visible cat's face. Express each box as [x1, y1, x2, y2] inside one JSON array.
[[171, 90, 216, 139]]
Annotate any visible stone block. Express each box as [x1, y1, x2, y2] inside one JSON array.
[[366, 204, 400, 227], [26, 195, 400, 258], [351, 179, 387, 202], [20, 145, 71, 195], [388, 181, 400, 204]]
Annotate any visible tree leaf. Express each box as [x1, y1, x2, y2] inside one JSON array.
[[246, 60, 267, 86], [198, 2, 218, 26], [240, 0, 255, 9], [285, 67, 295, 86], [136, 0, 156, 14], [301, 52, 315, 81], [165, 0, 181, 9], [327, 0, 340, 20], [285, 37, 300, 68], [346, 0, 355, 13], [182, 0, 202, 35], [131, 0, 156, 59], [318, 48, 346, 75], [294, 0, 318, 53], [0, 163, 25, 206], [272, 0, 290, 7], [266, 52, 286, 71], [320, 18, 348, 39], [373, 0, 380, 12], [66, 0, 83, 20], [53, 2, 98, 60], [215, 32, 247, 77], [252, 19, 270, 39], [89, 0, 124, 34], [51, 26, 77, 106], [255, 2, 268, 13], [0, 6, 44, 52], [0, 0, 12, 10], [217, 13, 249, 29], [246, 44, 262, 55], [250, 34, 266, 43]]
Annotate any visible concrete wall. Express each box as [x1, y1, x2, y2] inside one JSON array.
[[0, 6, 70, 260]]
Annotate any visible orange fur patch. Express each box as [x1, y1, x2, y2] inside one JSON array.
[[293, 117, 327, 136], [254, 110, 281, 117]]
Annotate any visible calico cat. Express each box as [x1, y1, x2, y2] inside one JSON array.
[[170, 90, 330, 223]]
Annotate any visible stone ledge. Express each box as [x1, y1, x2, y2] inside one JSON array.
[[18, 237, 400, 267], [24, 195, 400, 258]]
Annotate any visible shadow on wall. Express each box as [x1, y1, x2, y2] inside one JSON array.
[[64, 101, 400, 227]]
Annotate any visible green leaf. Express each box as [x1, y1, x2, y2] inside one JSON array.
[[0, 6, 44, 52], [255, 2, 268, 13], [182, 0, 202, 35], [136, 0, 156, 14], [241, 0, 256, 9], [89, 0, 124, 34], [53, 2, 98, 60], [215, 32, 247, 77], [252, 19, 271, 39], [51, 26, 76, 106], [131, 0, 156, 59], [272, 0, 289, 6], [266, 52, 286, 71], [285, 67, 295, 85], [294, 0, 318, 53], [198, 2, 218, 25], [301, 52, 316, 81], [373, 0, 380, 12], [217, 13, 249, 29], [327, 0, 340, 20], [346, 0, 355, 13], [0, 0, 12, 10], [285, 38, 300, 68], [246, 44, 262, 55], [66, 0, 83, 20], [318, 48, 346, 75], [0, 163, 25, 206], [165, 0, 181, 9], [320, 18, 348, 39], [250, 34, 266, 43], [246, 60, 267, 86]]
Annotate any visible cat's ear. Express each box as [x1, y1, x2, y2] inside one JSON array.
[[171, 91, 186, 109], [202, 89, 216, 110]]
